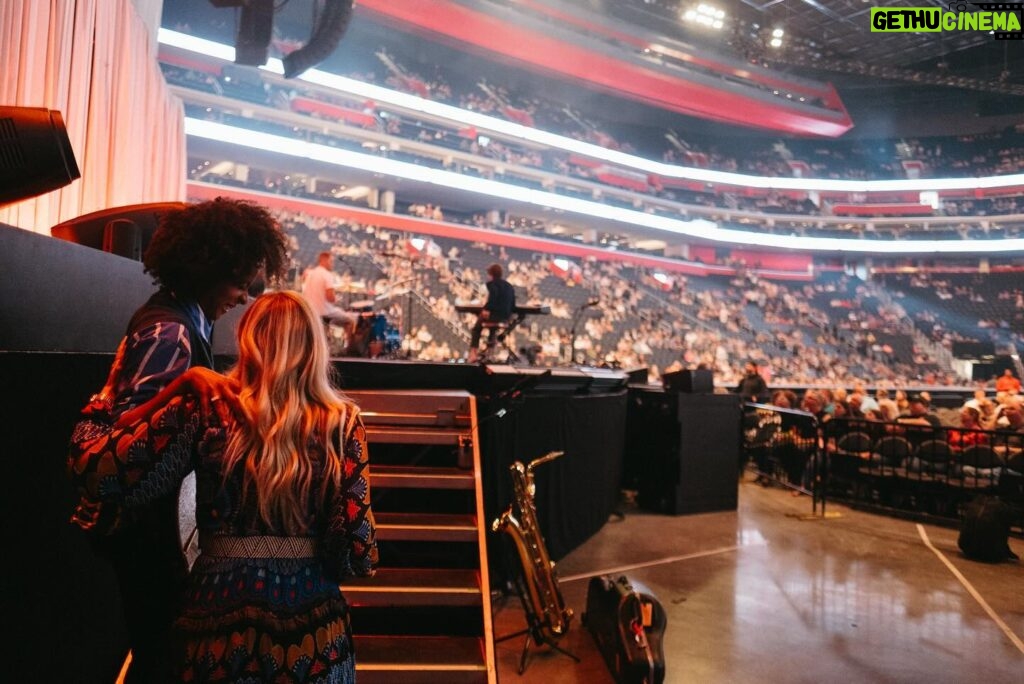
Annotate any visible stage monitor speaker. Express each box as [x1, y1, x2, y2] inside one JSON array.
[[0, 107, 80, 206], [51, 202, 187, 261], [662, 368, 713, 393], [101, 219, 142, 261], [624, 366, 649, 385]]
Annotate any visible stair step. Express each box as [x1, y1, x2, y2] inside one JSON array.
[[375, 512, 479, 542], [346, 568, 481, 607], [355, 635, 488, 684], [373, 465, 475, 490], [365, 426, 466, 445]]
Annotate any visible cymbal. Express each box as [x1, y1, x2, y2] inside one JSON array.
[[335, 281, 369, 293], [349, 299, 375, 310]]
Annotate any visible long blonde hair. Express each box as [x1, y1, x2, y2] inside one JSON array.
[[222, 291, 350, 533]]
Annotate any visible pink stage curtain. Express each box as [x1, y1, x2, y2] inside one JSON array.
[[0, 0, 185, 234]]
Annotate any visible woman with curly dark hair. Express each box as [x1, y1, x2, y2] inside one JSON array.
[[142, 198, 288, 324], [73, 196, 288, 683]]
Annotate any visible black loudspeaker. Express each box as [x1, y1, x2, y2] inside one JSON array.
[[631, 392, 740, 515], [0, 107, 80, 206], [662, 368, 713, 393], [235, 0, 274, 66], [673, 394, 741, 514]]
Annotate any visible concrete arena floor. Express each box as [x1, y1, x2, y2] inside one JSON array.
[[492, 475, 1024, 683]]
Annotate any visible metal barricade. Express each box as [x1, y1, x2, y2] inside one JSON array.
[[819, 416, 1024, 527], [742, 403, 823, 513]]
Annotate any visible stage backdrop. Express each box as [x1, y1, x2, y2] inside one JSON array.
[[0, 0, 185, 233]]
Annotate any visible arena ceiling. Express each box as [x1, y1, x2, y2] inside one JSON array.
[[167, 1, 1024, 135], [260, 1, 1015, 79], [736, 0, 993, 66], [583, 0, 1020, 88]]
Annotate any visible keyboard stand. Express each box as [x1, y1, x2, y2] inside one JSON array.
[[482, 313, 525, 364]]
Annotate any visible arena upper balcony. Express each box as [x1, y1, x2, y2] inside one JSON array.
[[157, 30, 1024, 192], [354, 0, 853, 137], [158, 31, 1024, 256]]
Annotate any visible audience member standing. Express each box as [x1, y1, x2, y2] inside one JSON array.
[[736, 360, 769, 403], [995, 368, 1022, 395]]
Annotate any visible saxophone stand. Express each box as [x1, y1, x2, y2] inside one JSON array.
[[494, 577, 580, 675]]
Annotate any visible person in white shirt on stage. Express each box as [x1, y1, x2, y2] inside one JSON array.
[[301, 251, 357, 329]]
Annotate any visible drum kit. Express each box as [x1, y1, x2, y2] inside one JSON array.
[[324, 280, 403, 358]]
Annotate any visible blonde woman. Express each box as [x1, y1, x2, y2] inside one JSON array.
[[70, 292, 377, 682]]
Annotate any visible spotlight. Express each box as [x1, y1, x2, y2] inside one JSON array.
[[684, 4, 726, 29]]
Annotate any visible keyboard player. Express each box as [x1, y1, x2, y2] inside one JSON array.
[[468, 263, 516, 362]]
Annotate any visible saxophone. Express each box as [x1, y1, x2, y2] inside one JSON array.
[[492, 450, 574, 642]]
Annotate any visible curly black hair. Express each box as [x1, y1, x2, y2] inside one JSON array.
[[143, 197, 288, 300]]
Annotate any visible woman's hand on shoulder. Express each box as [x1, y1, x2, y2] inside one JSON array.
[[113, 367, 242, 429], [179, 367, 243, 425]]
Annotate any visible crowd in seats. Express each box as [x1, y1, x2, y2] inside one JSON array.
[[944, 196, 1024, 217], [878, 272, 1024, 347], [184, 95, 1024, 246], [196, 162, 1022, 367], [246, 201, 987, 389], [163, 52, 1024, 245], [337, 47, 1024, 182], [746, 382, 1024, 523], [159, 64, 220, 94]]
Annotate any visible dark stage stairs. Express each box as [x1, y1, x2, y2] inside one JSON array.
[[344, 390, 496, 684]]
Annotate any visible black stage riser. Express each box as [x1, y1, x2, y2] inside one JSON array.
[[627, 388, 742, 515]]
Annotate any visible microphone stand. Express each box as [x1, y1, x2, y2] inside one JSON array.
[[568, 298, 599, 367]]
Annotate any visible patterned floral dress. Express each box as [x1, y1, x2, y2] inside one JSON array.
[[69, 396, 378, 683]]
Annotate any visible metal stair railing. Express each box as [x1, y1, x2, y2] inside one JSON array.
[[344, 389, 496, 684]]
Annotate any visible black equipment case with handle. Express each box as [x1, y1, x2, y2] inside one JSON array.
[[583, 575, 667, 684], [958, 494, 1020, 563]]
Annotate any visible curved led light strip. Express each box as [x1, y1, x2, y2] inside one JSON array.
[[160, 29, 1024, 195], [186, 118, 1024, 254]]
